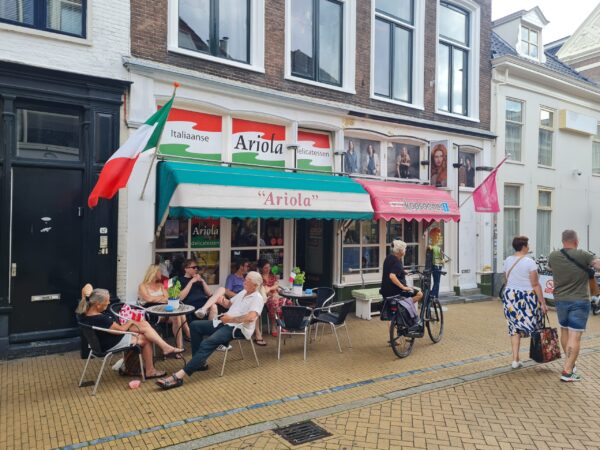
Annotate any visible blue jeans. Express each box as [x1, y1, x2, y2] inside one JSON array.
[[555, 300, 590, 332], [183, 320, 243, 376], [431, 267, 442, 298]]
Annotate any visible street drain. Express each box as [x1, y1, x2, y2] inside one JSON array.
[[274, 420, 332, 445]]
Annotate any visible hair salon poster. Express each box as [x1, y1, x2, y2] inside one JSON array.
[[297, 130, 333, 172], [231, 119, 286, 167], [159, 108, 222, 160], [429, 140, 448, 188]]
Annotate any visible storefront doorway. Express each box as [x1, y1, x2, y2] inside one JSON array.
[[295, 219, 334, 288]]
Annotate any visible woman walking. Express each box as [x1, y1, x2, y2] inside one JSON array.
[[502, 236, 547, 368]]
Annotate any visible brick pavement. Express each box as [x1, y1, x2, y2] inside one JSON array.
[[2, 300, 600, 449]]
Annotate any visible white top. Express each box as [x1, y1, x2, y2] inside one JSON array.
[[226, 289, 264, 339], [503, 255, 537, 291]]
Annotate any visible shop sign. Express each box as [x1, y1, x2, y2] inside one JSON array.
[[191, 218, 220, 248], [297, 130, 332, 172], [159, 108, 222, 160], [232, 119, 286, 167], [389, 200, 451, 213]]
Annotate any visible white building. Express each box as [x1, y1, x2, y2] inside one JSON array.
[[491, 7, 600, 279]]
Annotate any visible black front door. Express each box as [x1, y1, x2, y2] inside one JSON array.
[[295, 219, 334, 288], [10, 167, 83, 336]]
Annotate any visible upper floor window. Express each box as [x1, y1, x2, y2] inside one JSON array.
[[593, 123, 600, 176], [521, 26, 539, 59], [538, 108, 554, 167], [437, 2, 470, 116], [290, 0, 343, 86], [505, 99, 523, 161], [0, 0, 86, 37], [374, 0, 413, 103], [178, 0, 250, 64]]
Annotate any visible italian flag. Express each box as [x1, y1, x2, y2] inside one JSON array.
[[87, 94, 175, 208]]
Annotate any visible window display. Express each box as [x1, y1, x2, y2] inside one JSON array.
[[387, 143, 420, 179]]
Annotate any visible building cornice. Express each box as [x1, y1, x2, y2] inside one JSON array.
[[123, 56, 496, 140]]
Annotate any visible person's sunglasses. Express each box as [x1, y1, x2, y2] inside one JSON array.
[[187, 266, 199, 270]]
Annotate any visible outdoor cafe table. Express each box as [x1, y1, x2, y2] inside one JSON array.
[[278, 288, 318, 308], [145, 303, 194, 354]]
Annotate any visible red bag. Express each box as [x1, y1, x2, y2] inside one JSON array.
[[530, 315, 561, 363]]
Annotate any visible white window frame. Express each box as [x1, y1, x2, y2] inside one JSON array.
[[520, 24, 540, 60], [593, 122, 600, 176], [503, 184, 521, 259], [167, 0, 266, 73], [284, 0, 356, 93], [505, 98, 524, 162], [538, 107, 555, 168], [370, 0, 425, 110], [435, 0, 480, 122], [536, 188, 552, 258]]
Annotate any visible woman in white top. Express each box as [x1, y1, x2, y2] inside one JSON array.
[[138, 264, 188, 349], [502, 236, 547, 369]]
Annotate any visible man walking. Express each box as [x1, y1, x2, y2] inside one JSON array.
[[548, 230, 600, 382]]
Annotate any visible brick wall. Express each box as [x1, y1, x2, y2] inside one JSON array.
[[131, 0, 491, 131]]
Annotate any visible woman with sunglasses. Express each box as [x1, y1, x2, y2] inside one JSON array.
[[178, 259, 216, 320]]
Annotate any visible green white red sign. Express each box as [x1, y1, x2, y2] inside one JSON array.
[[159, 108, 222, 160], [297, 130, 332, 172], [232, 119, 286, 167]]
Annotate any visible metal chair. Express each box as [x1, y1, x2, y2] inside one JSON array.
[[313, 287, 336, 308], [276, 306, 312, 360], [310, 300, 354, 353], [78, 323, 144, 395], [220, 322, 260, 377]]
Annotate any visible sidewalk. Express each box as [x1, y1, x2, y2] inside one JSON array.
[[2, 300, 600, 450]]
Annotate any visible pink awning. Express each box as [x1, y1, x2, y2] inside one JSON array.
[[356, 180, 460, 222]]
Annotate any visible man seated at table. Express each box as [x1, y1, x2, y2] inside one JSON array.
[[156, 271, 265, 390], [178, 259, 216, 320], [224, 259, 249, 299]]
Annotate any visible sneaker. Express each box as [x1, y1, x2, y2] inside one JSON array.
[[573, 365, 577, 373], [560, 372, 582, 382], [511, 361, 523, 369], [216, 344, 232, 352], [194, 309, 206, 319]]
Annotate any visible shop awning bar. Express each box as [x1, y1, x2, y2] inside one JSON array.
[[156, 162, 374, 229], [356, 179, 460, 222]]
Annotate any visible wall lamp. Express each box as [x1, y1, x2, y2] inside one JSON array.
[[475, 166, 494, 172]]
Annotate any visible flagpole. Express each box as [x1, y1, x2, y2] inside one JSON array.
[[139, 82, 180, 200]]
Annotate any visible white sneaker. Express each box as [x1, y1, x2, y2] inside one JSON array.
[[511, 361, 523, 369], [573, 365, 577, 373], [216, 344, 232, 352], [194, 309, 206, 319]]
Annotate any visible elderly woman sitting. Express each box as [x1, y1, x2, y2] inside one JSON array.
[[77, 284, 183, 379], [381, 239, 423, 304]]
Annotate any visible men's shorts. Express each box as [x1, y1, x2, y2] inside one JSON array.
[[555, 300, 590, 332]]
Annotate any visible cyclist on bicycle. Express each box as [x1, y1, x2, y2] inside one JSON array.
[[381, 239, 424, 304]]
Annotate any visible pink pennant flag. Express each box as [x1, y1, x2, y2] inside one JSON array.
[[472, 157, 507, 213]]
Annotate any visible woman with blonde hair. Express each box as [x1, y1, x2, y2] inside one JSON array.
[[77, 284, 183, 379], [138, 264, 188, 348]]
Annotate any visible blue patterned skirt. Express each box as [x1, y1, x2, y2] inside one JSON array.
[[502, 288, 543, 337]]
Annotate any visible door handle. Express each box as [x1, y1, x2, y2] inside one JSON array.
[[11, 263, 16, 277]]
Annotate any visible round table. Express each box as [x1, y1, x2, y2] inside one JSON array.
[[278, 288, 318, 307], [145, 304, 195, 356]]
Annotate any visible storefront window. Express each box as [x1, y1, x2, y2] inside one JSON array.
[[386, 219, 420, 267], [342, 220, 380, 274], [155, 217, 220, 284], [231, 218, 284, 277]]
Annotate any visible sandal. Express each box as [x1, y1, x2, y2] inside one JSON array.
[[163, 348, 185, 358], [145, 370, 166, 379], [156, 374, 183, 390], [253, 339, 267, 346]]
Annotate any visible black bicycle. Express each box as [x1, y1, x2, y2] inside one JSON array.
[[384, 262, 445, 358]]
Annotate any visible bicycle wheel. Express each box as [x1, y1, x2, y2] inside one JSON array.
[[426, 297, 444, 343], [389, 316, 414, 358]]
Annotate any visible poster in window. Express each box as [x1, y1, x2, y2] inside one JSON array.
[[430, 140, 448, 187], [231, 119, 286, 167], [297, 130, 332, 172], [458, 151, 475, 188], [343, 138, 380, 175], [387, 143, 420, 179], [164, 219, 180, 239], [159, 108, 222, 160], [191, 218, 220, 248]]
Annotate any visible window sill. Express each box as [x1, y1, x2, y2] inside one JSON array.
[[459, 186, 475, 192], [168, 46, 265, 74], [537, 165, 555, 170], [0, 22, 90, 45], [506, 160, 525, 166], [435, 110, 480, 123], [371, 94, 424, 111], [593, 172, 600, 177], [285, 75, 356, 94]]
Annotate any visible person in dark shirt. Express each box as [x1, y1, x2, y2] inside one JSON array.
[[381, 239, 423, 303], [76, 284, 183, 378], [178, 258, 215, 320]]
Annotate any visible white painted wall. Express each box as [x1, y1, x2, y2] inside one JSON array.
[[0, 0, 130, 80]]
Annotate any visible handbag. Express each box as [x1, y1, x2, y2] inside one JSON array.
[[499, 256, 525, 298], [529, 314, 561, 363], [118, 348, 142, 376], [560, 249, 600, 296]]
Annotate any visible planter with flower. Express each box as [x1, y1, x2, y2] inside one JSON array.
[[166, 279, 182, 311], [290, 267, 305, 295]]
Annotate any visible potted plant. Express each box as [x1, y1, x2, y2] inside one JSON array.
[[167, 278, 182, 310], [291, 267, 305, 295]]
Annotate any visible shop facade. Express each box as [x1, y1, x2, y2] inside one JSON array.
[[119, 65, 494, 302]]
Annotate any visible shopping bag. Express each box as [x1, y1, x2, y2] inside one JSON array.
[[529, 314, 561, 363]]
